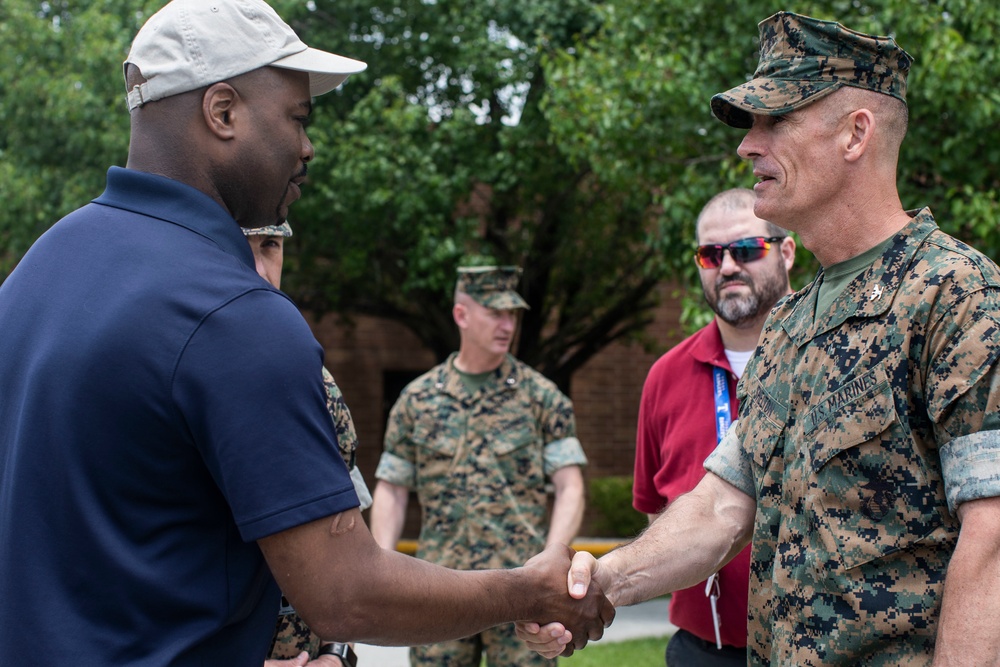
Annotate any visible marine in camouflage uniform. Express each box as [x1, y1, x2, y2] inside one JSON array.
[[707, 209, 1000, 665], [240, 222, 371, 663], [522, 11, 1000, 666], [373, 266, 587, 667], [703, 12, 1000, 666]]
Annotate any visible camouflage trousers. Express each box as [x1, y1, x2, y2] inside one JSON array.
[[409, 622, 556, 667], [268, 608, 322, 660]]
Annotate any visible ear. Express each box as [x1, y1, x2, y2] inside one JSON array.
[[843, 108, 875, 163], [779, 235, 796, 272], [453, 302, 468, 329], [201, 82, 239, 140]]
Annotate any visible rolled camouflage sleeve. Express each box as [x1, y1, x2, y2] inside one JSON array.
[[704, 421, 755, 498], [941, 430, 1000, 514], [374, 451, 415, 489], [374, 390, 418, 488], [927, 291, 1000, 513], [543, 436, 587, 475], [537, 381, 583, 475], [350, 466, 373, 511]]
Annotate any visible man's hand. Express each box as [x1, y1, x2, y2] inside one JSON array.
[[516, 549, 609, 658], [517, 546, 614, 657]]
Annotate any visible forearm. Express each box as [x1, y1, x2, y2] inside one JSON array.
[[933, 497, 1000, 666], [598, 473, 753, 608], [328, 549, 545, 644], [263, 512, 534, 644], [546, 466, 585, 548], [368, 481, 408, 550], [260, 510, 612, 648]]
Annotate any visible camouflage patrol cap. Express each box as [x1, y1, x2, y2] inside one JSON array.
[[711, 12, 913, 129], [455, 266, 529, 310], [242, 221, 294, 237]]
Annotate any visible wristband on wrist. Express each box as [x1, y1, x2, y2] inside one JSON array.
[[316, 642, 358, 667]]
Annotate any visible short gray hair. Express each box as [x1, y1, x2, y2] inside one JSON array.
[[695, 188, 787, 242]]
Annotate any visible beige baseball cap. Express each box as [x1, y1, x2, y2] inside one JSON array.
[[124, 0, 367, 111]]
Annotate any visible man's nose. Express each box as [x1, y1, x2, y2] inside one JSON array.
[[718, 249, 742, 274], [737, 121, 764, 161]]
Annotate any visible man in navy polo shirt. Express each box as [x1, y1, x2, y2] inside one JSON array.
[[0, 2, 612, 665]]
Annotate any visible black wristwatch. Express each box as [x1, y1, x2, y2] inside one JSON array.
[[316, 642, 358, 667]]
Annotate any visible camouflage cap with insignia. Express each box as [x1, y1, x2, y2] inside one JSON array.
[[711, 11, 913, 129], [456, 266, 529, 310], [242, 221, 293, 237]]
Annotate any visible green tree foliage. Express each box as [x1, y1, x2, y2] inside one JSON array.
[[2, 1, 998, 391], [0, 1, 150, 272], [277, 0, 667, 390], [542, 0, 1000, 323]]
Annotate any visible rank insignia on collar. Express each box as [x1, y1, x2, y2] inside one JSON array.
[[869, 284, 884, 301]]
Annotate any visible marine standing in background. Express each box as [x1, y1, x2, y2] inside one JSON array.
[[370, 266, 588, 667]]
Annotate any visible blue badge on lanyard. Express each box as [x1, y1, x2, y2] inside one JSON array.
[[713, 366, 731, 444], [708, 364, 731, 649]]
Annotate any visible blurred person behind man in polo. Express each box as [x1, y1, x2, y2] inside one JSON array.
[[242, 221, 371, 667]]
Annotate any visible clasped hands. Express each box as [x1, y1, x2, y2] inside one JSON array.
[[264, 652, 343, 666], [518, 548, 612, 658]]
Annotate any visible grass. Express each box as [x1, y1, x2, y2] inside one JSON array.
[[559, 635, 670, 667], [474, 635, 670, 666]]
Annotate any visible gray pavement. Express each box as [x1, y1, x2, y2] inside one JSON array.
[[354, 596, 673, 666]]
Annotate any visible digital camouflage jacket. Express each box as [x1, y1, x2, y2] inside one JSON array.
[[708, 209, 1000, 666], [376, 353, 586, 570]]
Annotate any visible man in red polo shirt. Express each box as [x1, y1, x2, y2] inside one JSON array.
[[633, 188, 795, 665]]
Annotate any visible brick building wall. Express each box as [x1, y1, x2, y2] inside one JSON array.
[[560, 283, 687, 477], [306, 281, 690, 536]]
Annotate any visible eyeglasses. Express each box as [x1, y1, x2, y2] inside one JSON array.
[[694, 236, 785, 269]]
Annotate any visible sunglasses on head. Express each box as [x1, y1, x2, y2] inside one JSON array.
[[695, 236, 785, 269]]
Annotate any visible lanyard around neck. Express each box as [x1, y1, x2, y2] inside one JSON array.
[[713, 366, 731, 444], [707, 365, 732, 650]]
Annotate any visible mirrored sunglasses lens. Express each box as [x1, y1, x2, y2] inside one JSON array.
[[729, 238, 770, 263], [696, 247, 724, 268], [730, 245, 767, 263]]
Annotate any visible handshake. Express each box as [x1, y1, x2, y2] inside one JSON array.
[[515, 545, 615, 658]]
